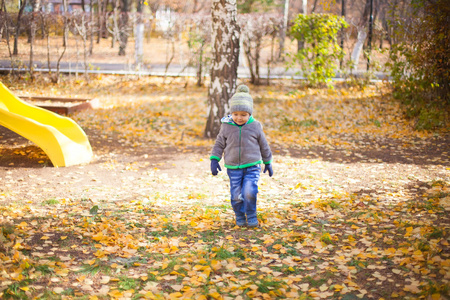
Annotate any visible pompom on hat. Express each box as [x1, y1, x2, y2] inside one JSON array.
[[229, 84, 253, 115]]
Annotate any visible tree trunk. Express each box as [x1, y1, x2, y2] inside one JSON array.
[[118, 0, 129, 56], [135, 0, 144, 67], [29, 0, 41, 80], [366, 0, 373, 70], [54, 0, 68, 83], [89, 0, 93, 55], [340, 0, 345, 68], [297, 0, 307, 52], [278, 0, 289, 60], [1, 0, 13, 59], [311, 0, 319, 13], [204, 0, 240, 139], [350, 28, 367, 71], [13, 0, 27, 56], [243, 39, 256, 84], [97, 0, 102, 43]]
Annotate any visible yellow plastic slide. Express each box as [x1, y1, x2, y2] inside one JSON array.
[[0, 82, 93, 167]]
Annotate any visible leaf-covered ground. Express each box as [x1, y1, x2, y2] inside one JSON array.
[[0, 75, 449, 299]]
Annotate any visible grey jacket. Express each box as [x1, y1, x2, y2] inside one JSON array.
[[210, 115, 272, 169]]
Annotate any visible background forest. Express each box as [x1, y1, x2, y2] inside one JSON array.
[[1, 0, 449, 130]]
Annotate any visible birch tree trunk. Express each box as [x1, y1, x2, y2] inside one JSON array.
[[135, 0, 144, 68], [278, 0, 289, 60], [204, 0, 240, 139], [350, 27, 367, 71], [297, 0, 307, 52]]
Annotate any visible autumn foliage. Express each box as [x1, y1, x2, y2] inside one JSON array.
[[0, 76, 449, 299]]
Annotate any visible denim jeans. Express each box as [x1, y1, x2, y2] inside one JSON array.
[[227, 164, 260, 225]]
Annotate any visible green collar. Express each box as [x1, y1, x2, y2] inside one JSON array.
[[223, 115, 255, 126]]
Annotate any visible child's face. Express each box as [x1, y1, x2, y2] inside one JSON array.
[[231, 111, 250, 125]]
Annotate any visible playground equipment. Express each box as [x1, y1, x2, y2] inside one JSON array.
[[0, 82, 93, 167]]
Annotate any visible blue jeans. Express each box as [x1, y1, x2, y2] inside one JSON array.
[[227, 165, 260, 225]]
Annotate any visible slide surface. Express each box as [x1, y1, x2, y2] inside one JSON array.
[[0, 82, 93, 167]]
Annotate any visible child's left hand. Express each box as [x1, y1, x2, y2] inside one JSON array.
[[264, 164, 273, 177]]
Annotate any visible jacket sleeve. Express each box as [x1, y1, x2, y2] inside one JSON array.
[[258, 123, 273, 164], [210, 125, 226, 161]]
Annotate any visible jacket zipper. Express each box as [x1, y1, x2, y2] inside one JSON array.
[[238, 126, 242, 166]]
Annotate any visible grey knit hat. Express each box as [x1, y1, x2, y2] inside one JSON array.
[[229, 85, 253, 115]]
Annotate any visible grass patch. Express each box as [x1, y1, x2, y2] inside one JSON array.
[[77, 260, 111, 275], [42, 198, 60, 205], [118, 276, 138, 291], [35, 264, 55, 275], [212, 246, 246, 260], [256, 278, 284, 293], [2, 279, 33, 300], [303, 275, 326, 287], [282, 117, 319, 128]]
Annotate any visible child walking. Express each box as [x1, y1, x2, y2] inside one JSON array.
[[210, 85, 273, 227]]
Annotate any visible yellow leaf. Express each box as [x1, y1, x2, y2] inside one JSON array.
[[169, 292, 182, 298], [209, 292, 222, 299], [193, 265, 204, 271], [108, 290, 123, 298], [40, 236, 50, 240], [20, 287, 29, 291], [92, 232, 104, 241], [60, 236, 67, 240], [431, 294, 441, 300]]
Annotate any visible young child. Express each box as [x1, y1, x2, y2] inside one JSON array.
[[210, 84, 273, 228]]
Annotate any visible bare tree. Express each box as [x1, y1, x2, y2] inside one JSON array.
[[204, 0, 240, 139], [339, 0, 346, 68], [118, 0, 129, 55], [278, 0, 289, 60], [54, 0, 68, 83], [135, 0, 144, 68], [13, 0, 27, 56], [185, 14, 211, 86], [239, 13, 281, 85], [1, 0, 13, 60], [107, 0, 121, 48], [29, 0, 41, 80], [266, 14, 282, 85], [97, 0, 110, 43], [350, 0, 372, 70], [72, 12, 91, 81]]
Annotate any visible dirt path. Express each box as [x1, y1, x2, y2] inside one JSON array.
[[1, 125, 448, 208]]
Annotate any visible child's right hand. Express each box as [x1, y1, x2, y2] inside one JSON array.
[[211, 160, 221, 176]]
